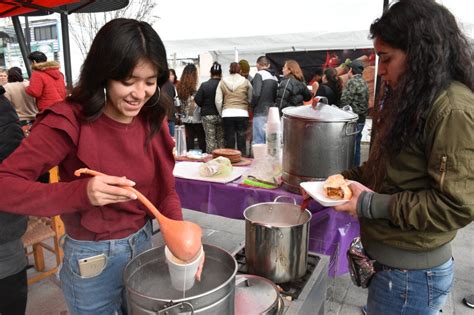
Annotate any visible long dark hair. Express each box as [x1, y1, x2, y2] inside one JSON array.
[[367, 0, 473, 189], [67, 18, 170, 139], [323, 67, 342, 100]]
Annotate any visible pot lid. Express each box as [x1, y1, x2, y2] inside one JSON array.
[[282, 103, 358, 122], [235, 275, 279, 314]]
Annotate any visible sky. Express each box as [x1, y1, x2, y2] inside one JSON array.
[[12, 0, 471, 81], [152, 0, 474, 41]]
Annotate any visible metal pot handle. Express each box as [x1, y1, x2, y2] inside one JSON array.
[[273, 195, 297, 204], [311, 96, 329, 111], [345, 121, 361, 136], [276, 295, 285, 315], [158, 302, 194, 314]]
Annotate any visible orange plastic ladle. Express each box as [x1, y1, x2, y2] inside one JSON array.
[[74, 168, 203, 262]]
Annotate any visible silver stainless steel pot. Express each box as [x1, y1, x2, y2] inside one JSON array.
[[282, 101, 359, 192], [124, 244, 237, 314], [235, 275, 284, 315], [244, 197, 312, 283]]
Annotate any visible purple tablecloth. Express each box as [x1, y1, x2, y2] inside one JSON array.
[[175, 177, 360, 276]]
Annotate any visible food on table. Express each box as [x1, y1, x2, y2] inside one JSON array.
[[323, 174, 353, 200], [212, 148, 241, 163], [199, 156, 233, 177]]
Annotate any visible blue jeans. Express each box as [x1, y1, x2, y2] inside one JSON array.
[[354, 122, 365, 167], [168, 121, 175, 137], [367, 258, 454, 314], [252, 115, 267, 144], [59, 222, 153, 315]]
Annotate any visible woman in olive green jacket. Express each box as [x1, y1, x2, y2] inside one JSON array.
[[333, 1, 473, 314]]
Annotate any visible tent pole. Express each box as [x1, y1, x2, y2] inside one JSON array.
[[11, 16, 31, 77], [24, 16, 31, 52], [60, 12, 73, 90]]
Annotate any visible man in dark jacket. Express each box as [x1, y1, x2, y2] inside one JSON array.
[[251, 56, 278, 144], [0, 85, 27, 314]]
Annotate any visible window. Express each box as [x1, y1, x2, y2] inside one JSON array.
[[34, 25, 57, 41]]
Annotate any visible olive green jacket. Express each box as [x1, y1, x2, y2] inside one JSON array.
[[343, 81, 473, 268]]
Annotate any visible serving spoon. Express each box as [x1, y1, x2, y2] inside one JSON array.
[[74, 168, 203, 262]]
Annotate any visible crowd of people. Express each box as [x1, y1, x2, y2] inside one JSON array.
[[164, 55, 373, 162], [0, 0, 472, 314]]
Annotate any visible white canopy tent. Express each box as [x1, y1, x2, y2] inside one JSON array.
[[164, 29, 374, 66], [157, 0, 473, 76]]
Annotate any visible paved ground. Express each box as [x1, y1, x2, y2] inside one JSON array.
[[24, 143, 474, 314], [24, 222, 474, 314]]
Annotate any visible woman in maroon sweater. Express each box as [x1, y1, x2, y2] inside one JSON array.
[[0, 19, 182, 314]]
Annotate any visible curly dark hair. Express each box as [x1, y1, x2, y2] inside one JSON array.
[[367, 0, 473, 188], [176, 64, 198, 101]]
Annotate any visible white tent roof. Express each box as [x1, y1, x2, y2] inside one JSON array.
[[164, 29, 373, 64]]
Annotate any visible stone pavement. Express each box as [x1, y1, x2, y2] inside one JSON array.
[[24, 222, 474, 314], [325, 221, 474, 315]]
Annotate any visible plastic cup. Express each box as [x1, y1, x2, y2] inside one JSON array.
[[252, 143, 267, 159], [165, 245, 203, 291], [267, 107, 280, 124], [174, 125, 187, 156]]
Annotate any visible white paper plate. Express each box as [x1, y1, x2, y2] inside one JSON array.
[[300, 181, 350, 207], [173, 162, 247, 184]]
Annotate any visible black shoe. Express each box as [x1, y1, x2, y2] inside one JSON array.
[[464, 294, 474, 308]]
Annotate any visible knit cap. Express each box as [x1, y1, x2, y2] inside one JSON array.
[[239, 59, 250, 73]]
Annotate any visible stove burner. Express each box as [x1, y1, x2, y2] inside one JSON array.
[[234, 247, 320, 301]]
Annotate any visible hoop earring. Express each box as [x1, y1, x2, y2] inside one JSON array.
[[156, 85, 161, 102], [145, 86, 161, 108], [103, 87, 107, 106]]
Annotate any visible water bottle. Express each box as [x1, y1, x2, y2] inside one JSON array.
[[266, 107, 281, 160]]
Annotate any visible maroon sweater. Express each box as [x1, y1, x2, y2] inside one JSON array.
[[0, 101, 182, 241]]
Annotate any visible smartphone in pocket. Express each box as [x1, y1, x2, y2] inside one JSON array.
[[78, 253, 107, 278]]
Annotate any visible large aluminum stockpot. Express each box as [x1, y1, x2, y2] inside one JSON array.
[[244, 197, 312, 283], [282, 102, 359, 192], [124, 244, 237, 314]]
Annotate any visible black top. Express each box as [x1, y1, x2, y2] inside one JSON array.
[[195, 78, 221, 116], [275, 75, 312, 114], [162, 81, 177, 122], [316, 83, 339, 106], [0, 94, 26, 244]]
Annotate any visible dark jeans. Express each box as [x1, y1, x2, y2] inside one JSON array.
[[0, 268, 27, 315], [223, 117, 248, 156], [184, 123, 206, 152], [168, 120, 175, 137]]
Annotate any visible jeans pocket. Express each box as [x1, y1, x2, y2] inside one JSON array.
[[427, 260, 453, 311], [65, 250, 109, 280]]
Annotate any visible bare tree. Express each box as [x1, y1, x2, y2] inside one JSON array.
[[69, 0, 158, 58]]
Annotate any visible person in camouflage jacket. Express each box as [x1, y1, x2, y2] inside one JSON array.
[[340, 60, 369, 166]]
